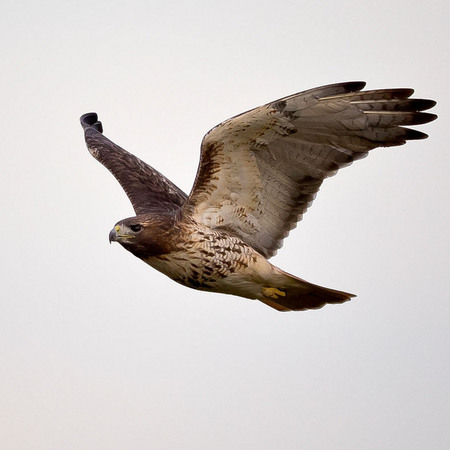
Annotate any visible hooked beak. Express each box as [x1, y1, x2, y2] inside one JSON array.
[[109, 224, 135, 244], [109, 226, 118, 243]]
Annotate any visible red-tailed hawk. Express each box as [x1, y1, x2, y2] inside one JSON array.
[[81, 81, 436, 311]]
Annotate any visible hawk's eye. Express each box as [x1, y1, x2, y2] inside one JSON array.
[[130, 224, 142, 232]]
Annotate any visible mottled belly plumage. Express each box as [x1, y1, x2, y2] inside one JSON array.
[[144, 226, 261, 292]]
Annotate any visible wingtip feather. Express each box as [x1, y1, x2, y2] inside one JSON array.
[[404, 128, 429, 140], [343, 81, 367, 92], [80, 112, 103, 133]]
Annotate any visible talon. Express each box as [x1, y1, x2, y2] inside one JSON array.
[[262, 287, 286, 299]]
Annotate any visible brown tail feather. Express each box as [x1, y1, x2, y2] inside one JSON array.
[[260, 271, 355, 312]]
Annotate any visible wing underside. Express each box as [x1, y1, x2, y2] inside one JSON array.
[[183, 82, 437, 258]]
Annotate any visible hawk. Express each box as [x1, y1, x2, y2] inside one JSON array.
[[81, 81, 436, 311]]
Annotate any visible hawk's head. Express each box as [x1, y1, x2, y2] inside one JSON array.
[[109, 212, 177, 259]]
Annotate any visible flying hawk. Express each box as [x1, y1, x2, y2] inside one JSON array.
[[81, 81, 436, 311]]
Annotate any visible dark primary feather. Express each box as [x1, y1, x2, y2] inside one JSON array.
[[81, 113, 187, 214], [184, 82, 437, 258]]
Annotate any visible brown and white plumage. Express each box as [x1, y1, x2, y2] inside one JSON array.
[[81, 81, 436, 311]]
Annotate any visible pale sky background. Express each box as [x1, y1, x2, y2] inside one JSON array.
[[1, 1, 449, 449]]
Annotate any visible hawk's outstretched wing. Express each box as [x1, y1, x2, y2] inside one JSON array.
[[184, 82, 437, 258], [81, 113, 187, 214]]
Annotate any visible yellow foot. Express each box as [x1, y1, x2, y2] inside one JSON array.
[[262, 287, 286, 299]]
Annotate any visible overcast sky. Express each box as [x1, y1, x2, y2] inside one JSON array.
[[1, 1, 449, 449]]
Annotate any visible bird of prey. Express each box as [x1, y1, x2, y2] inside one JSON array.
[[81, 81, 436, 311]]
